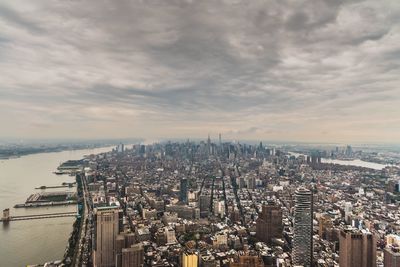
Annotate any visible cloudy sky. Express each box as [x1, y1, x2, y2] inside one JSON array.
[[0, 0, 399, 143]]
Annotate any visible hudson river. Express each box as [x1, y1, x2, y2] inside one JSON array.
[[0, 146, 113, 267]]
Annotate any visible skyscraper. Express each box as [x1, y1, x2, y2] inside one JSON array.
[[384, 245, 400, 267], [182, 251, 198, 267], [115, 234, 126, 266], [344, 202, 353, 223], [292, 187, 313, 267], [121, 243, 144, 267], [117, 143, 124, 153], [256, 202, 283, 244], [339, 229, 376, 267], [207, 134, 211, 156], [179, 178, 188, 204], [199, 194, 210, 218], [93, 207, 122, 267], [345, 145, 353, 158]]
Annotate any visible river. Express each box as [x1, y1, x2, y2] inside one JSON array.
[[288, 152, 388, 170], [320, 158, 389, 170], [0, 146, 114, 267]]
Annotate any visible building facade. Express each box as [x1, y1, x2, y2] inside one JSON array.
[[256, 202, 283, 244], [339, 229, 377, 267], [180, 178, 188, 203], [292, 187, 313, 267], [93, 207, 122, 267], [182, 252, 198, 267], [121, 244, 144, 267], [384, 245, 400, 267]]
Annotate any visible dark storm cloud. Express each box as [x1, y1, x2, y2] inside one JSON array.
[[0, 0, 399, 141]]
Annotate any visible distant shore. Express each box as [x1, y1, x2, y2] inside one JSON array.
[[0, 143, 116, 160]]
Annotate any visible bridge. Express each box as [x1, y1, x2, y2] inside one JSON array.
[[1, 209, 77, 222]]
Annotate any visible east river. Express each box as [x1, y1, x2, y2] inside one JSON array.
[[0, 146, 113, 267], [288, 152, 389, 170], [320, 158, 388, 170]]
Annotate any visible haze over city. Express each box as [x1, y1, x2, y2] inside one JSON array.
[[0, 0, 399, 143]]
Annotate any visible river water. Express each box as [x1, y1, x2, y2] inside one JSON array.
[[0, 146, 113, 267], [320, 158, 388, 170], [288, 152, 388, 170]]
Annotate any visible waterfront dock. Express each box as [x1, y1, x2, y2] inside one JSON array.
[[35, 184, 75, 190], [14, 191, 78, 208], [14, 200, 77, 208]]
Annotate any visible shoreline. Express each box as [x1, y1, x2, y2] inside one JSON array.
[[0, 144, 117, 161], [0, 146, 116, 267]]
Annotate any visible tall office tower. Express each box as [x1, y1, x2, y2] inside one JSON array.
[[125, 233, 136, 247], [93, 207, 122, 267], [311, 154, 318, 165], [345, 145, 353, 157], [115, 234, 126, 266], [182, 251, 198, 267], [207, 134, 211, 156], [121, 243, 144, 267], [199, 194, 210, 218], [219, 133, 221, 146], [179, 178, 188, 204], [256, 202, 283, 244], [384, 245, 400, 267], [344, 202, 353, 223], [339, 229, 377, 267], [247, 176, 257, 190], [139, 145, 145, 155], [117, 143, 124, 153], [292, 187, 313, 267]]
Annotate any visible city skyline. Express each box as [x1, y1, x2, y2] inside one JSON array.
[[1, 0, 400, 143], [1, 138, 399, 266]]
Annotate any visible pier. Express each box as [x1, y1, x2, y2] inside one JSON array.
[[1, 209, 77, 223], [13, 191, 78, 208], [14, 200, 77, 208], [35, 185, 75, 190]]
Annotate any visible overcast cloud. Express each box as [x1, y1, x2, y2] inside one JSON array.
[[0, 0, 399, 143]]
